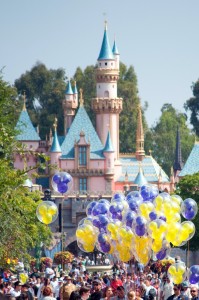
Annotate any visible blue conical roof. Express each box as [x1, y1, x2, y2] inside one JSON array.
[[104, 131, 114, 152], [179, 142, 199, 176], [51, 130, 61, 153], [61, 106, 104, 159], [112, 39, 119, 54], [98, 25, 114, 60], [134, 166, 148, 187], [15, 110, 40, 141], [73, 82, 78, 94], [65, 81, 73, 95]]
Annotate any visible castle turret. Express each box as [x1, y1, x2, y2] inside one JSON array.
[[173, 126, 183, 179], [112, 37, 120, 70], [103, 130, 114, 192], [50, 117, 62, 167], [92, 22, 123, 161], [62, 81, 78, 135], [136, 104, 145, 161]]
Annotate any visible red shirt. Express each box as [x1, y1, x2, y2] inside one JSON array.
[[111, 279, 123, 291]]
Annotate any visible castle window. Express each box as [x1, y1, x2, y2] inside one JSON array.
[[98, 85, 100, 88], [104, 91, 109, 97], [105, 62, 107, 66], [79, 146, 87, 166], [79, 178, 87, 192]]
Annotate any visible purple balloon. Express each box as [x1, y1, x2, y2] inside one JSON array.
[[126, 191, 142, 202], [184, 209, 195, 220], [190, 265, 199, 274], [112, 193, 124, 202], [140, 185, 158, 202], [149, 212, 157, 221], [98, 233, 107, 244], [159, 215, 167, 222], [135, 225, 146, 236], [57, 182, 68, 194], [156, 249, 167, 260], [112, 212, 123, 221], [100, 242, 111, 253], [86, 201, 97, 216], [189, 273, 199, 284], [52, 174, 61, 184], [62, 173, 71, 184], [136, 216, 146, 226], [99, 215, 109, 226], [92, 219, 101, 228], [129, 199, 139, 212], [92, 203, 109, 216]]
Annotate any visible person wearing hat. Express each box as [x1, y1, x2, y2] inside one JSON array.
[[11, 281, 22, 297], [90, 279, 102, 300], [181, 281, 191, 300], [60, 276, 76, 300]]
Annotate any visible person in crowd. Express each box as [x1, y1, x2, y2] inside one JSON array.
[[142, 279, 156, 300], [127, 291, 136, 300], [123, 274, 134, 294], [11, 281, 22, 298], [42, 286, 56, 300], [116, 286, 126, 300], [21, 284, 34, 300], [101, 286, 114, 300], [90, 280, 103, 300], [111, 274, 123, 294], [54, 278, 63, 300], [37, 278, 53, 300], [60, 276, 76, 300], [190, 286, 199, 300], [167, 284, 188, 300], [181, 281, 191, 300], [160, 277, 173, 300], [79, 286, 91, 300], [69, 291, 81, 300]]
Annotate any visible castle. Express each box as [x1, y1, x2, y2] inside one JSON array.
[[14, 23, 175, 197]]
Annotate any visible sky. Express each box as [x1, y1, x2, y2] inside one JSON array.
[[1, 0, 199, 127]]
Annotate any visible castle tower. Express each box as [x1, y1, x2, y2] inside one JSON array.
[[92, 22, 123, 161], [50, 117, 62, 169], [103, 130, 114, 191], [173, 126, 183, 179], [62, 81, 78, 135], [136, 104, 145, 161]]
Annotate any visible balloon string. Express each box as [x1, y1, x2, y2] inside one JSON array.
[[187, 240, 190, 269]]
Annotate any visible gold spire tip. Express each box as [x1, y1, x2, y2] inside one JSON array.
[[79, 88, 84, 106], [22, 91, 26, 111], [53, 117, 58, 131]]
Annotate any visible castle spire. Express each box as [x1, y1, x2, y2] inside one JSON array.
[[79, 88, 84, 107], [22, 91, 26, 111], [136, 104, 145, 161], [98, 21, 114, 60], [173, 126, 183, 176], [50, 117, 61, 153]]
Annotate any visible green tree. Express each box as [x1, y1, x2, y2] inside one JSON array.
[[176, 173, 199, 251], [14, 62, 66, 139], [0, 75, 51, 268], [150, 103, 194, 175], [185, 80, 199, 136]]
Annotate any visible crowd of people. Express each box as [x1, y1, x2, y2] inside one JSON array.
[[0, 256, 198, 300]]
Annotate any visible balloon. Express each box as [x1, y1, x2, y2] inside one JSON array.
[[19, 273, 28, 284], [52, 172, 73, 194], [181, 198, 198, 220], [36, 201, 58, 225]]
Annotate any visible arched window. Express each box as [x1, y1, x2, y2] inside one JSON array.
[[104, 91, 109, 97]]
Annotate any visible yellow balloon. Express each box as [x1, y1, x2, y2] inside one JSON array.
[[149, 221, 158, 231], [20, 273, 28, 284], [183, 222, 194, 234], [38, 204, 48, 216], [169, 265, 177, 276], [42, 213, 53, 224], [177, 264, 185, 275], [173, 275, 183, 284], [48, 206, 57, 216], [107, 223, 116, 232], [76, 229, 85, 238], [84, 243, 94, 252]]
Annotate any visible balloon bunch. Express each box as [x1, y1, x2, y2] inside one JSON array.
[[76, 184, 197, 273], [189, 265, 199, 284], [36, 201, 58, 225], [52, 172, 73, 194], [36, 172, 73, 225]]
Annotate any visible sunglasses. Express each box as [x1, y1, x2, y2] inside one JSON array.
[[191, 290, 197, 293], [173, 288, 178, 291]]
